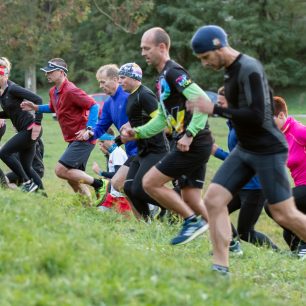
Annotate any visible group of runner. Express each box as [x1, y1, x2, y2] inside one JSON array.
[[1, 25, 306, 275]]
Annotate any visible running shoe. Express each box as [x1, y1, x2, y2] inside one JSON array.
[[212, 264, 230, 276], [297, 244, 306, 261], [229, 239, 243, 256], [94, 179, 109, 206], [170, 217, 209, 245], [0, 169, 8, 188], [21, 180, 38, 193], [149, 205, 162, 220]]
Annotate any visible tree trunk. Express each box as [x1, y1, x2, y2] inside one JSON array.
[[25, 65, 37, 93]]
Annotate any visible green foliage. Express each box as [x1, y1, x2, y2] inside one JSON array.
[[0, 0, 91, 85], [1, 1, 306, 89]]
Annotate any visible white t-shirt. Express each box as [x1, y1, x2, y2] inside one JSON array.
[[108, 146, 127, 197]]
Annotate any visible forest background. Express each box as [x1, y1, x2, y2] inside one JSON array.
[[1, 0, 306, 98]]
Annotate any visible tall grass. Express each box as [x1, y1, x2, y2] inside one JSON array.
[[0, 90, 305, 305]]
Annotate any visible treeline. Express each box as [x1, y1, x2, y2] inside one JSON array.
[[1, 0, 306, 91]]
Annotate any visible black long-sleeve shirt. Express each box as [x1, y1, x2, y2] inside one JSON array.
[[213, 54, 287, 154], [0, 80, 43, 131]]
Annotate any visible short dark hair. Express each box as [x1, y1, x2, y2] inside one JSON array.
[[49, 58, 68, 70], [153, 27, 171, 49]]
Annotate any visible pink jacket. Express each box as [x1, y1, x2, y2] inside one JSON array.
[[282, 116, 306, 186]]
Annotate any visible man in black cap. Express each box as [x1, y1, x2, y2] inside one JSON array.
[[189, 25, 306, 274]]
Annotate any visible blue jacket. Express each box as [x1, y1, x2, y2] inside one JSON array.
[[214, 121, 261, 190], [93, 86, 137, 157]]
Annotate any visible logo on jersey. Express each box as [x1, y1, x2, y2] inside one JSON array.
[[175, 74, 192, 88], [157, 77, 171, 101]]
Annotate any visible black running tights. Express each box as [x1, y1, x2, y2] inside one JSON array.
[[0, 130, 43, 189]]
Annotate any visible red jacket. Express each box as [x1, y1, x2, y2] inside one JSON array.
[[49, 79, 96, 142]]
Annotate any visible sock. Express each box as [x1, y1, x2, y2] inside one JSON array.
[[91, 178, 103, 189], [184, 214, 197, 223], [212, 264, 229, 274]]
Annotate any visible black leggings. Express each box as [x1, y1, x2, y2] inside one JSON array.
[[0, 129, 43, 189], [229, 189, 278, 249], [265, 185, 306, 251], [124, 152, 165, 218]]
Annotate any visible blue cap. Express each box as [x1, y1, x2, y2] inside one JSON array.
[[119, 63, 142, 81], [191, 25, 228, 54], [99, 133, 115, 141]]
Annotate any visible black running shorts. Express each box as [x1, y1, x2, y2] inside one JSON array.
[[59, 141, 95, 171], [212, 146, 292, 204], [156, 141, 212, 189]]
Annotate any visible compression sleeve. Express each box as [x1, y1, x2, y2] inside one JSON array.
[[38, 104, 52, 113], [214, 147, 229, 161], [100, 165, 121, 179], [87, 104, 99, 128], [134, 105, 167, 139], [182, 83, 209, 136]]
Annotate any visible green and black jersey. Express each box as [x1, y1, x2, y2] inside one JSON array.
[[135, 60, 212, 146]]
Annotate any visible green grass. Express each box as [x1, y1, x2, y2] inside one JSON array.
[[276, 87, 306, 114], [0, 89, 306, 305]]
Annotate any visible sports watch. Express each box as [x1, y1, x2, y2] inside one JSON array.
[[185, 130, 193, 138]]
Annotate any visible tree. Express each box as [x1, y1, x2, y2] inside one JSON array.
[[0, 0, 90, 91]]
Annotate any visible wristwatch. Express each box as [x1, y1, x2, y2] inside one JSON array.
[[185, 130, 193, 138]]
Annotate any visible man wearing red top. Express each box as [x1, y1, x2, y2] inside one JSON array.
[[21, 58, 105, 202]]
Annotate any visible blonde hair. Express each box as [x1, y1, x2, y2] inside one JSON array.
[[0, 57, 12, 73], [217, 86, 225, 95], [96, 64, 119, 81]]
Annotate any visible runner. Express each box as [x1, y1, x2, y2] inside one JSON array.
[[0, 56, 43, 192], [21, 58, 103, 202], [118, 62, 169, 220], [265, 96, 306, 259], [93, 129, 131, 215], [190, 25, 306, 274], [80, 64, 137, 194], [212, 86, 278, 253], [121, 27, 213, 245]]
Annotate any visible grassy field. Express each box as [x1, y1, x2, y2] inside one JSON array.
[[0, 88, 306, 305]]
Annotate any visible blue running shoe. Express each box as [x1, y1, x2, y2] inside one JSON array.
[[171, 217, 209, 245], [229, 239, 243, 256]]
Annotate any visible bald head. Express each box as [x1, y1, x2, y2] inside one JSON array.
[[142, 27, 171, 50]]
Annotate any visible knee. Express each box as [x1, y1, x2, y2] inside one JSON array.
[[204, 184, 231, 213], [55, 163, 67, 179], [270, 209, 289, 226], [204, 187, 221, 211], [142, 173, 153, 194], [111, 176, 124, 192]]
